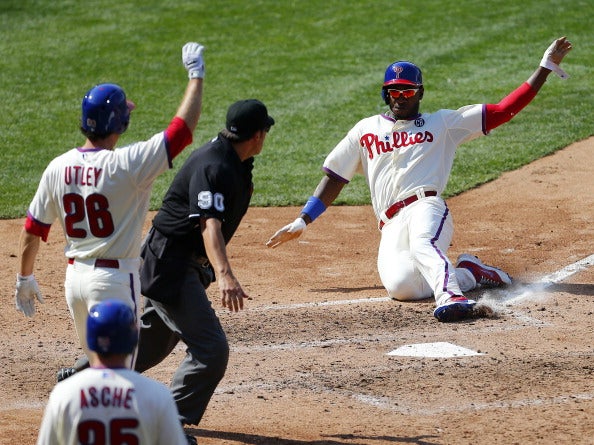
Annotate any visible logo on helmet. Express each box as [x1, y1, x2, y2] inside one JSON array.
[[392, 66, 404, 76], [85, 118, 97, 130]]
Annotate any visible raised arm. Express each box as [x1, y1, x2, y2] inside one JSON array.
[[485, 36, 572, 132], [176, 42, 205, 132], [166, 42, 206, 159]]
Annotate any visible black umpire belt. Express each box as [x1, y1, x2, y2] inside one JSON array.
[[379, 190, 438, 230]]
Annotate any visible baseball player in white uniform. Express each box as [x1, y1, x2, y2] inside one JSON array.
[[36, 299, 189, 445], [267, 37, 572, 322], [15, 41, 206, 365]]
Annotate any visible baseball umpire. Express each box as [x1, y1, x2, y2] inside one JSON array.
[[134, 99, 275, 428], [36, 299, 189, 445], [267, 37, 572, 322], [15, 41, 206, 373]]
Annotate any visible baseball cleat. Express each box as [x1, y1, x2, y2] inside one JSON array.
[[433, 296, 476, 322], [456, 254, 512, 287], [56, 367, 77, 383]]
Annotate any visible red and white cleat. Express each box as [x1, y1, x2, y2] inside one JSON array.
[[456, 254, 512, 288]]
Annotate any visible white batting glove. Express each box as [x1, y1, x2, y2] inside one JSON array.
[[540, 37, 571, 79], [15, 274, 44, 317], [182, 42, 205, 79], [266, 217, 307, 248]]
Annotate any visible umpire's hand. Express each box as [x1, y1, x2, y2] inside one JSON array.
[[218, 272, 249, 312]]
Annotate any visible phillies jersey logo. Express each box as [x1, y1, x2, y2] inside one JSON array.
[[360, 131, 434, 159]]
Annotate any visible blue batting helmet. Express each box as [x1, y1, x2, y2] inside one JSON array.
[[381, 61, 423, 103], [81, 83, 134, 136], [87, 300, 138, 355]]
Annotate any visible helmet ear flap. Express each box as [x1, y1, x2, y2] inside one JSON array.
[[381, 88, 390, 105]]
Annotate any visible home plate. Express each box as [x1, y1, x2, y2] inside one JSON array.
[[387, 342, 484, 358]]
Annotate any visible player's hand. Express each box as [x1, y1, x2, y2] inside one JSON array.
[[218, 273, 248, 312], [182, 42, 205, 79], [540, 36, 572, 79], [15, 274, 44, 317], [266, 217, 306, 248]]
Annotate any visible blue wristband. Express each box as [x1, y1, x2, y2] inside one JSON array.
[[301, 196, 326, 222]]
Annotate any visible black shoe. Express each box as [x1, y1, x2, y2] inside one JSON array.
[[56, 367, 77, 382], [185, 433, 197, 445]]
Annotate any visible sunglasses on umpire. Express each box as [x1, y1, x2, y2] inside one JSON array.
[[386, 88, 419, 99]]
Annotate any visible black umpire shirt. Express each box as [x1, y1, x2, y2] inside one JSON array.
[[152, 133, 254, 258]]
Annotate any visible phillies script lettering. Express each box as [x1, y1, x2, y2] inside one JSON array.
[[360, 131, 434, 159], [64, 165, 103, 187]]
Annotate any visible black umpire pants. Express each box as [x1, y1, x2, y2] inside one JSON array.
[[135, 262, 229, 426]]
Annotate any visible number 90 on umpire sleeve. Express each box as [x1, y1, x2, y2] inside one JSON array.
[[197, 191, 225, 212]]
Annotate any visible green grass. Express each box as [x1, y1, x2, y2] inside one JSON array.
[[1, 0, 592, 218]]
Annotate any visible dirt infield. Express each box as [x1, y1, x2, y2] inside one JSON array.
[[1, 137, 593, 445]]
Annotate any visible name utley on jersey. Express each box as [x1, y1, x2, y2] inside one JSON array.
[[27, 132, 171, 259], [323, 104, 485, 221], [36, 368, 187, 445]]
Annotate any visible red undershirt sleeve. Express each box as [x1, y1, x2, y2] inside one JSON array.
[[484, 82, 538, 132], [24, 213, 50, 242], [164, 116, 193, 159]]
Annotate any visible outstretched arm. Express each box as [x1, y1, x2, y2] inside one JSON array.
[[299, 175, 345, 223], [177, 42, 205, 131], [166, 42, 205, 159], [266, 175, 346, 248], [485, 36, 572, 132], [174, 78, 203, 134]]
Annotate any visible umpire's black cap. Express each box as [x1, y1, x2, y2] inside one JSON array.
[[226, 99, 275, 140]]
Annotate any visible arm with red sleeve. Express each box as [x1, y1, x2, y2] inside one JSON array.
[[165, 42, 206, 159], [166, 77, 204, 159], [485, 36, 572, 132], [484, 82, 537, 132], [165, 116, 193, 159]]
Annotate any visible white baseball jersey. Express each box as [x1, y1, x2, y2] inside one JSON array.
[[323, 104, 485, 220], [36, 367, 187, 445], [27, 131, 170, 259]]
